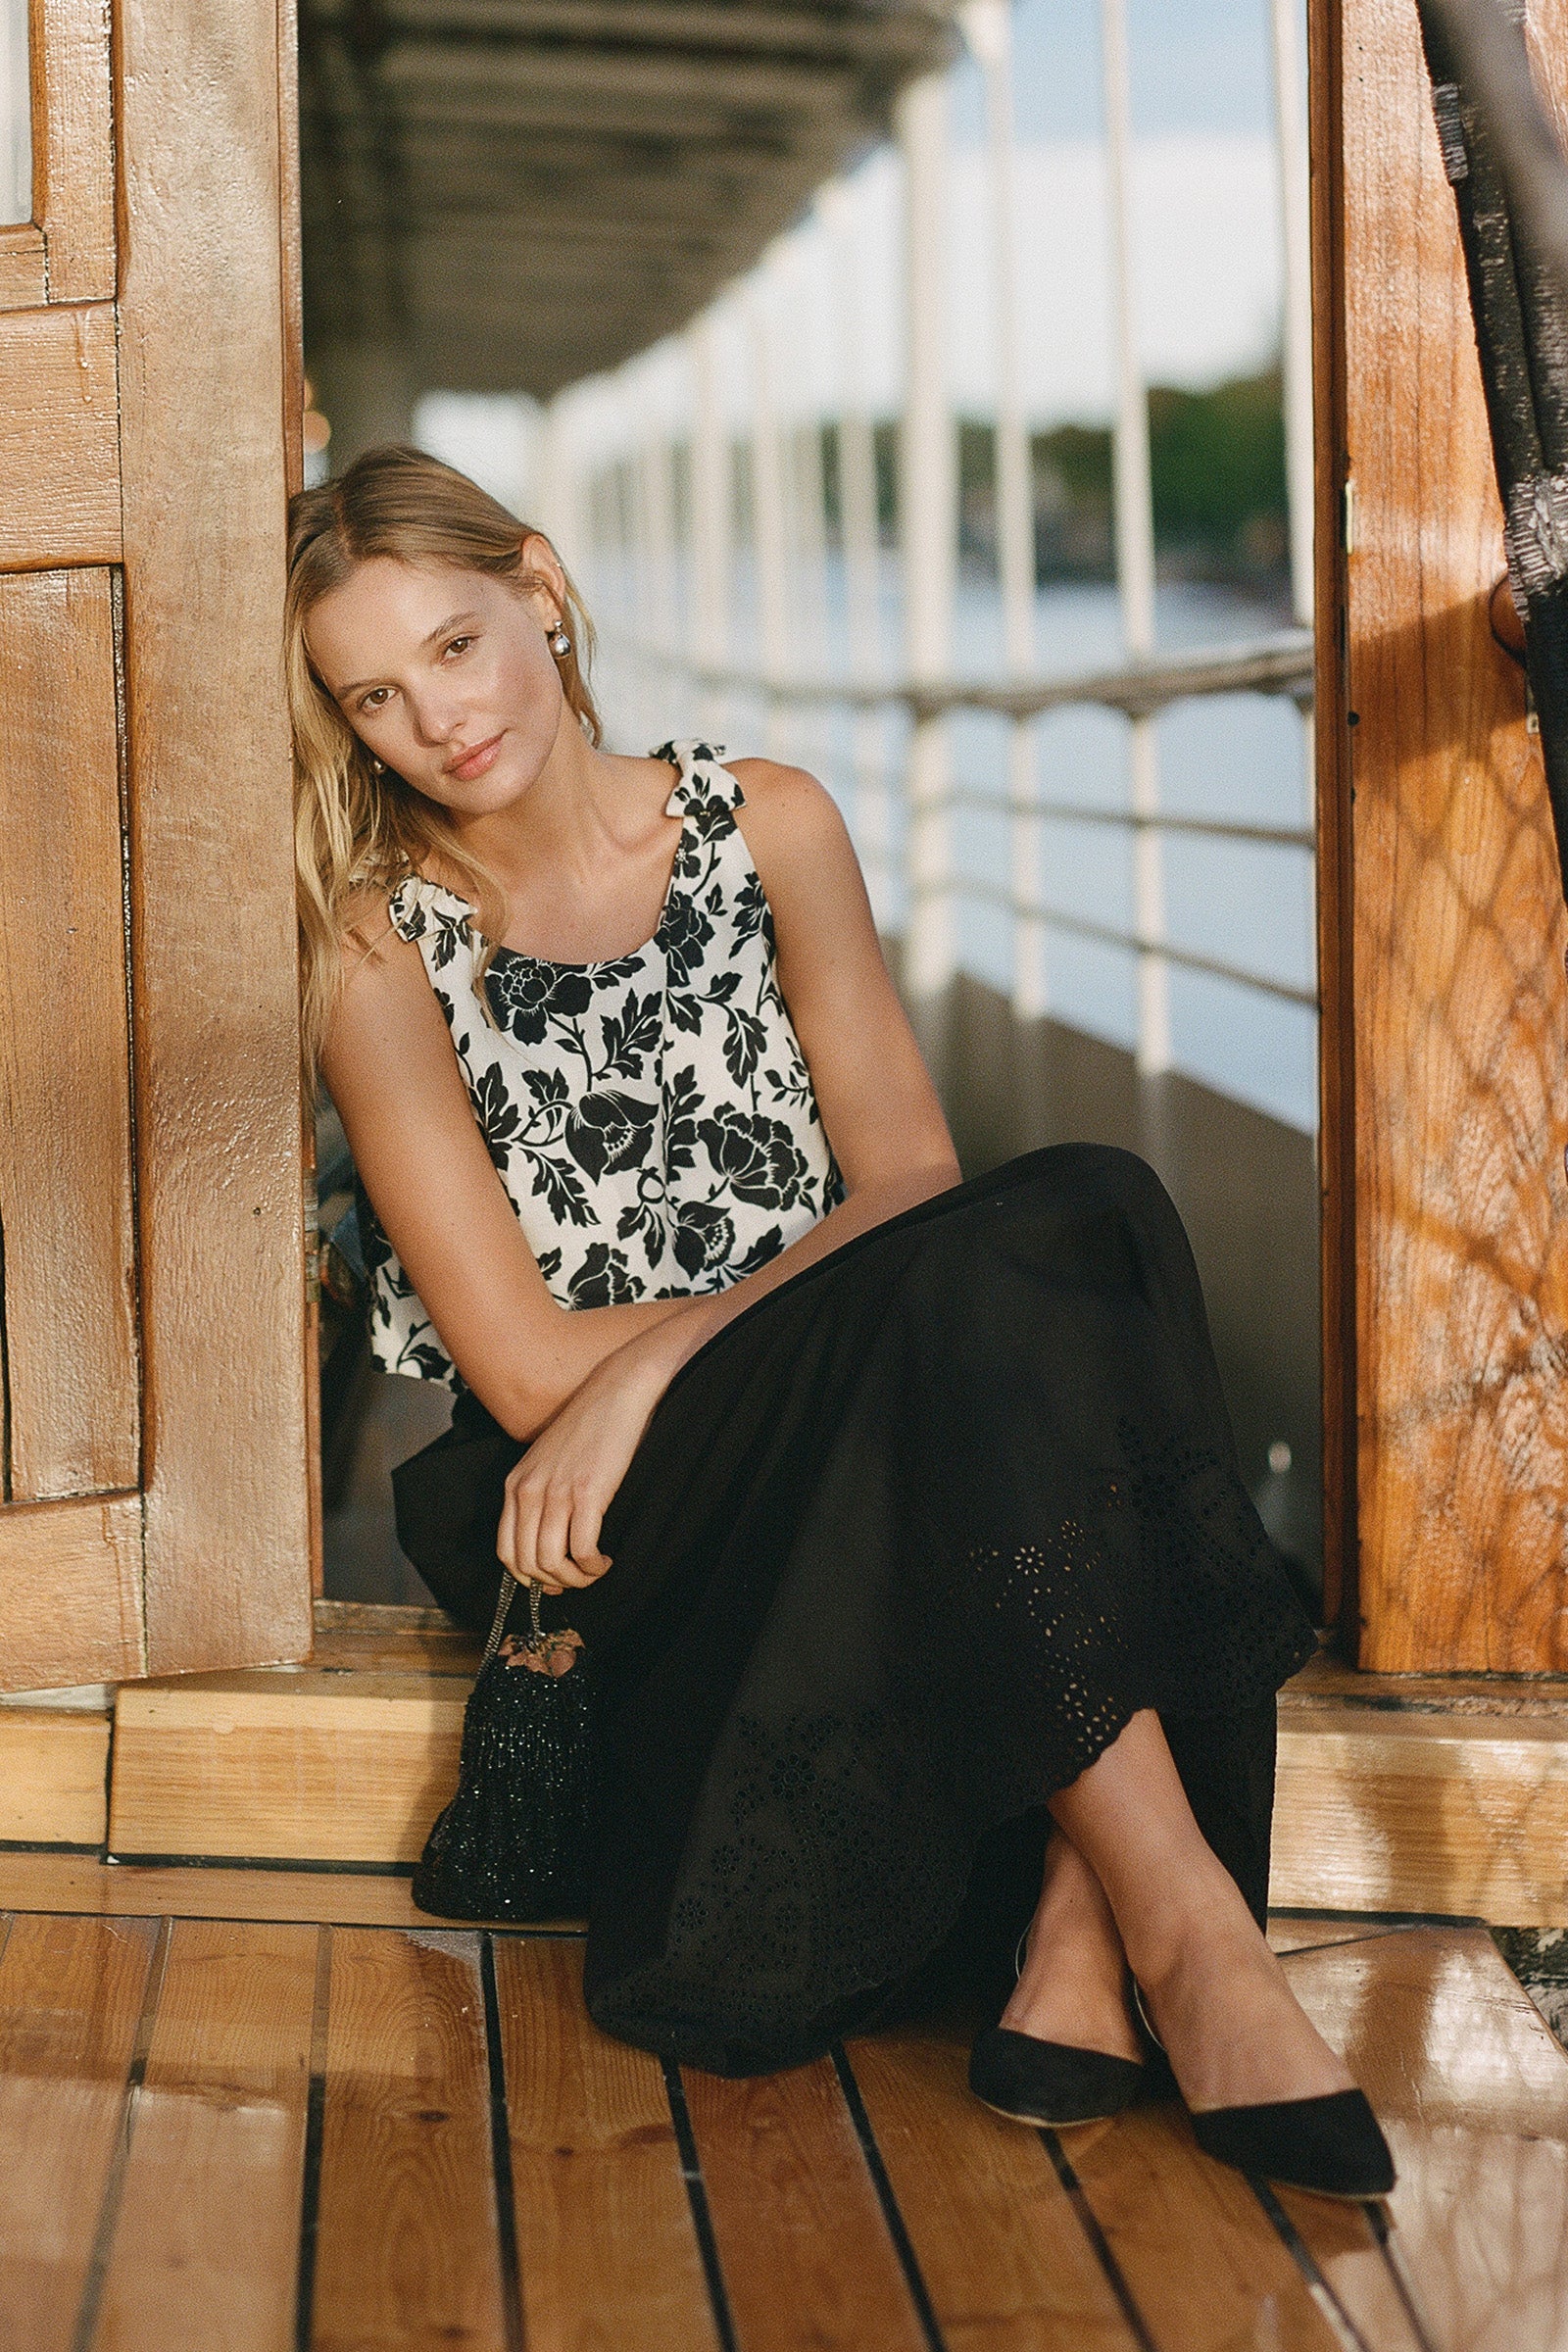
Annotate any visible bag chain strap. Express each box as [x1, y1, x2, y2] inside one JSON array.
[[480, 1571, 544, 1671]]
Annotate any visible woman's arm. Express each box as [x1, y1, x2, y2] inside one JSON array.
[[319, 915, 688, 1439], [497, 762, 962, 1592]]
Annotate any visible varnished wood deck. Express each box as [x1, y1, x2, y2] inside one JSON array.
[[0, 1857, 1561, 2351]]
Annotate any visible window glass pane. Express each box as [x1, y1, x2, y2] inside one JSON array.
[[1, 0, 30, 226]]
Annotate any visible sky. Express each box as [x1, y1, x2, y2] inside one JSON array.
[[983, 0, 1282, 141]]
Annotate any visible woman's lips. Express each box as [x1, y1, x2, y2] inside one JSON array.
[[445, 731, 505, 781]]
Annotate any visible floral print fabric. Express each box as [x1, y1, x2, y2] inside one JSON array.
[[361, 740, 843, 1387]]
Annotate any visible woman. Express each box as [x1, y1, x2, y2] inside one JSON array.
[[292, 445, 1393, 2200]]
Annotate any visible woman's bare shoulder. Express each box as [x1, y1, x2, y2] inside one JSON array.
[[725, 759, 853, 860]]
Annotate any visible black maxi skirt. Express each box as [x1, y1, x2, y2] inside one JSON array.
[[393, 1145, 1318, 2078]]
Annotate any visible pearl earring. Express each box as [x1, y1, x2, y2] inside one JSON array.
[[370, 756, 385, 773], [548, 621, 571, 658]]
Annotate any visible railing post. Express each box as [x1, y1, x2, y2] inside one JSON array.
[[688, 313, 730, 744], [963, 0, 1043, 1022], [534, 394, 578, 573], [1102, 0, 1169, 1078], [897, 67, 957, 1004], [821, 176, 890, 924], [749, 298, 792, 757], [637, 434, 677, 660]]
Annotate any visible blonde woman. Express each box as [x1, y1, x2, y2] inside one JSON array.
[[291, 445, 1392, 2199]]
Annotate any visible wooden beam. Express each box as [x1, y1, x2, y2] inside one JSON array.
[[1326, 0, 1568, 1670], [0, 1704, 111, 1845], [97, 1627, 1568, 1923], [0, 1850, 558, 1929], [117, 0, 313, 1675]]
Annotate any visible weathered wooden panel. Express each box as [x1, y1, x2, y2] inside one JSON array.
[[117, 0, 311, 1675], [92, 1918, 317, 2352], [0, 568, 140, 1500], [0, 1494, 144, 1690], [34, 0, 115, 302], [1332, 0, 1568, 1668], [0, 303, 120, 566]]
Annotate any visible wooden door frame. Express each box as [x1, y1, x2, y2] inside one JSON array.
[[114, 0, 316, 1675], [0, 0, 316, 1690]]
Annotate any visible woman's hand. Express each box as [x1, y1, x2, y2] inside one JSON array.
[[496, 1332, 676, 1594]]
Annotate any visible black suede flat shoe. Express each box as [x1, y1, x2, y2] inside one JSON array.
[[968, 2026, 1146, 2128], [1190, 2087, 1396, 2200]]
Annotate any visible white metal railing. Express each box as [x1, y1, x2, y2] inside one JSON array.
[[546, 0, 1319, 1099]]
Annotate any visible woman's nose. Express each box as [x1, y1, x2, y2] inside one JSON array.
[[407, 687, 467, 747]]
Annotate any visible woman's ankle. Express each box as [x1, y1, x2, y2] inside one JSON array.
[[1113, 1863, 1261, 1997]]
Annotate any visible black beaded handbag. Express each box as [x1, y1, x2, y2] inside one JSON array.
[[411, 1570, 601, 1921]]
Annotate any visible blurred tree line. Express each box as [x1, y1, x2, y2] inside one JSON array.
[[824, 364, 1289, 603]]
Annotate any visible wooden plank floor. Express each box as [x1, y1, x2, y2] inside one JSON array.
[[0, 1860, 1561, 2350]]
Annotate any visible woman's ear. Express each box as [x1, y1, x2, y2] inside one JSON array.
[[517, 531, 568, 628]]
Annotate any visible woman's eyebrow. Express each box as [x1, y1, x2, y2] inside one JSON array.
[[334, 612, 482, 700]]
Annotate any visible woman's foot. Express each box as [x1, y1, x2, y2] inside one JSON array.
[[1130, 1893, 1353, 2113], [1000, 1831, 1143, 2063]]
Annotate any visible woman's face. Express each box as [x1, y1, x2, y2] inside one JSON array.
[[305, 548, 567, 815]]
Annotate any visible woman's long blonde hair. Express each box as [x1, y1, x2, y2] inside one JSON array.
[[287, 443, 602, 1081]]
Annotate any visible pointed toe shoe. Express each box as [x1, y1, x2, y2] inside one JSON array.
[[968, 2027, 1146, 2129], [1191, 2086, 1396, 2200]]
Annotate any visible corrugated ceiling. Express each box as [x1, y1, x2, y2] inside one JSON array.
[[300, 0, 956, 400]]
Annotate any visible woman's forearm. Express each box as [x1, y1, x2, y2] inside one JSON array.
[[500, 1159, 959, 1438]]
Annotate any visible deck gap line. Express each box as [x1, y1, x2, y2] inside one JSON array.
[[830, 2043, 948, 2352], [1249, 2178, 1377, 2352], [1364, 2195, 1442, 2352], [480, 1934, 526, 2352], [1040, 2130, 1160, 2352], [294, 1924, 332, 2352], [70, 1913, 172, 2352], [1274, 1931, 1424, 1962], [662, 2056, 740, 2352]]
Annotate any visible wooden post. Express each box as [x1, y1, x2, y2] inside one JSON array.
[[1318, 0, 1568, 1671]]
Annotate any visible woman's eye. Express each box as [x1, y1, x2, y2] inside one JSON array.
[[444, 636, 473, 658], [359, 687, 390, 711]]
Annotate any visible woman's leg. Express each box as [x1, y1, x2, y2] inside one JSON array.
[[1002, 1830, 1143, 2061], [1044, 1709, 1351, 2110]]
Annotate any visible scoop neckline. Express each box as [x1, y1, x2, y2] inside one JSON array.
[[401, 818, 685, 979]]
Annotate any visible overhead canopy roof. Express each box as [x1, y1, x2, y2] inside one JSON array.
[[298, 0, 956, 400]]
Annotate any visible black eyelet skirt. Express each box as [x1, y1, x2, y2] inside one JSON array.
[[392, 1145, 1318, 2077]]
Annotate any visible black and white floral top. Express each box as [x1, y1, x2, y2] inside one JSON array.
[[360, 740, 844, 1388]]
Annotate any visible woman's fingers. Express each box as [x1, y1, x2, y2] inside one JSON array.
[[534, 1486, 587, 1590], [567, 1491, 612, 1581], [500, 1469, 606, 1592]]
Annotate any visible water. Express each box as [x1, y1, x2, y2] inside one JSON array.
[[589, 553, 1317, 1134]]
